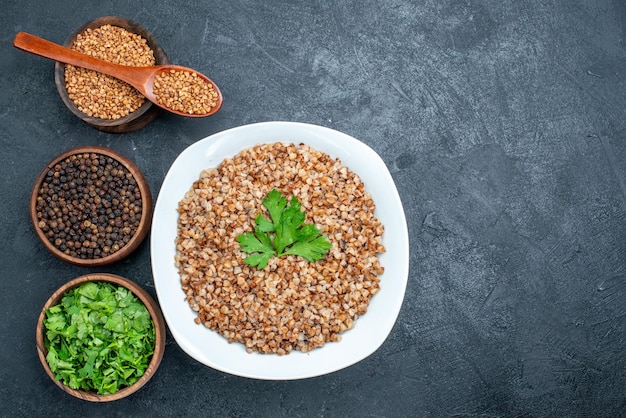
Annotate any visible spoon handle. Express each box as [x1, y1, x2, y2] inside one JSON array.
[[13, 32, 149, 94]]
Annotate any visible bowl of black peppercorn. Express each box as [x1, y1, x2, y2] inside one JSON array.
[[30, 146, 152, 267]]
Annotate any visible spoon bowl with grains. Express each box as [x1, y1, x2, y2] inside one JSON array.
[[13, 31, 222, 118]]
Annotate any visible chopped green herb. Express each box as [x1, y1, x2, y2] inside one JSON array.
[[43, 281, 155, 395], [237, 189, 332, 269]]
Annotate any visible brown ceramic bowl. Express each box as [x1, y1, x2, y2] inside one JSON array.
[[30, 146, 152, 267], [36, 273, 166, 402], [54, 16, 169, 133]]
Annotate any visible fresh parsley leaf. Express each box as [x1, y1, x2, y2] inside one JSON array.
[[237, 189, 332, 268], [283, 236, 333, 261], [236, 231, 273, 254], [236, 231, 274, 269], [255, 213, 275, 233], [263, 189, 287, 226], [243, 252, 274, 269], [274, 196, 306, 254]]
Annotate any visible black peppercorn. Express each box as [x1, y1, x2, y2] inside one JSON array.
[[35, 152, 143, 260]]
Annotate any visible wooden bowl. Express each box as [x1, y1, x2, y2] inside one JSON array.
[[30, 146, 152, 267], [54, 16, 169, 133], [36, 273, 166, 402]]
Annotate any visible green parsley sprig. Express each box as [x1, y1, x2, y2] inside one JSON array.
[[236, 189, 332, 269]]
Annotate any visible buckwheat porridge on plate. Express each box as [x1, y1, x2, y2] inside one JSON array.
[[175, 142, 385, 355]]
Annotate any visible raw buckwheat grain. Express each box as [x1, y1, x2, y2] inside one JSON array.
[[64, 24, 156, 120], [153, 69, 219, 115]]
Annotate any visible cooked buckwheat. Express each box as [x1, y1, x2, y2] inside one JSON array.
[[175, 142, 385, 355]]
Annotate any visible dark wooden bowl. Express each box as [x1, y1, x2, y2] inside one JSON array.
[[54, 16, 169, 133], [30, 146, 152, 267], [36, 273, 166, 402]]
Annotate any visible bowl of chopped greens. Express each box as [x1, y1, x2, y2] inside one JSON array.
[[36, 273, 166, 402]]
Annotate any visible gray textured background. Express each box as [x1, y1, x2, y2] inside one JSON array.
[[1, 0, 625, 417]]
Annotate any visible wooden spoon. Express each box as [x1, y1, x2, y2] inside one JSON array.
[[13, 31, 223, 118]]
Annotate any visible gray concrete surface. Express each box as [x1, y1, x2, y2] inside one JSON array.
[[1, 0, 625, 416]]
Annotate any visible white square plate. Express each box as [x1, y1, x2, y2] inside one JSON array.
[[151, 121, 409, 380]]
